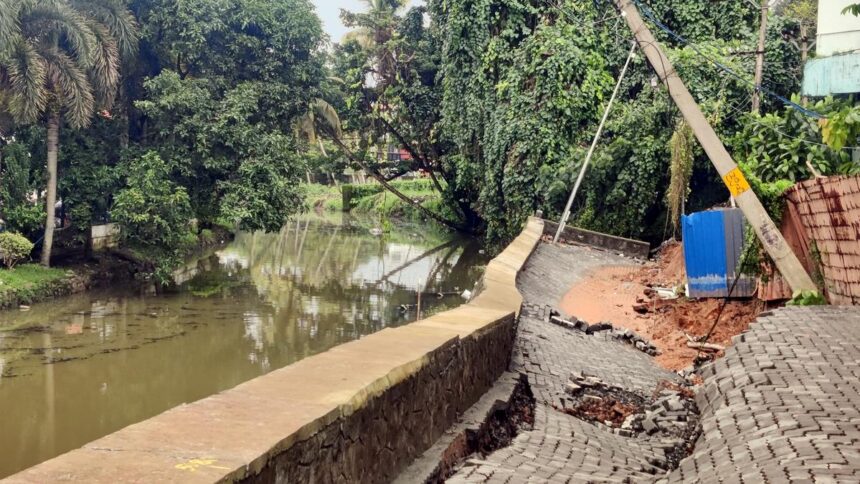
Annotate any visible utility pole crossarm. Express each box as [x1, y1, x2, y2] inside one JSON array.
[[615, 0, 816, 293]]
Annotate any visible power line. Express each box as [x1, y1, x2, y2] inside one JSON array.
[[630, 0, 824, 119], [537, 0, 856, 152]]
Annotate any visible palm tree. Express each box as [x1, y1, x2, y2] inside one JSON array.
[[0, 0, 137, 266], [341, 0, 407, 87]]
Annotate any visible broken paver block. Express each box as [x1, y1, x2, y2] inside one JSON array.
[[565, 383, 582, 396], [586, 322, 614, 334], [642, 417, 658, 434]]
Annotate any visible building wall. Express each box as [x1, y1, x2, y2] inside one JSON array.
[[817, 0, 860, 57], [785, 175, 860, 305]]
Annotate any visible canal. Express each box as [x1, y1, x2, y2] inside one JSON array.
[[0, 213, 487, 478]]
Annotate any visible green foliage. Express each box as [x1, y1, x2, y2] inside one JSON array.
[[342, 183, 384, 210], [135, 68, 312, 230], [788, 290, 827, 306], [0, 0, 137, 128], [0, 231, 34, 268], [843, 4, 860, 16], [111, 152, 194, 280], [58, 117, 125, 239], [0, 141, 35, 210], [735, 97, 860, 182], [133, 0, 323, 86], [820, 104, 860, 151], [430, 0, 774, 245], [668, 120, 694, 236], [3, 204, 45, 239], [739, 165, 794, 221]]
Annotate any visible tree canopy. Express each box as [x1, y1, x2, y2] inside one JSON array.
[[1, 0, 858, 269]]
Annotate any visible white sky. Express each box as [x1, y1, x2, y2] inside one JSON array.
[[312, 0, 425, 43]]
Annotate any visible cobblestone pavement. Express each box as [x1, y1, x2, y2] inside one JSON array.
[[664, 306, 860, 483], [447, 243, 860, 483], [449, 244, 682, 483]]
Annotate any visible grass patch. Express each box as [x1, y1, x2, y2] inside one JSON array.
[[0, 264, 68, 290], [304, 180, 445, 216], [0, 264, 75, 310]]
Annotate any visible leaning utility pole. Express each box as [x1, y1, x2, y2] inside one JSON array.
[[615, 0, 816, 293], [751, 0, 769, 113]]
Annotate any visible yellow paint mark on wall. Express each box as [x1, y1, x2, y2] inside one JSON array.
[[175, 458, 231, 472], [723, 167, 751, 197]]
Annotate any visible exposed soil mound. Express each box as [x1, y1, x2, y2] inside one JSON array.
[[561, 242, 764, 371]]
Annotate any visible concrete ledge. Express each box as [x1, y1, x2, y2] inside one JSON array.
[[542, 220, 650, 259], [5, 218, 545, 484]]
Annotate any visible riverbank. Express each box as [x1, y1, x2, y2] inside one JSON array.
[[0, 256, 140, 311], [304, 180, 452, 221], [0, 226, 235, 311], [0, 214, 492, 479]]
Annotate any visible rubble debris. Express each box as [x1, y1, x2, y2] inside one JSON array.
[[585, 321, 613, 334], [632, 304, 649, 314], [558, 372, 702, 470], [544, 306, 661, 357], [560, 371, 646, 428], [608, 327, 661, 356]]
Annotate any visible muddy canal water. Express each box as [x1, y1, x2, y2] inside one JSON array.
[[0, 214, 487, 478]]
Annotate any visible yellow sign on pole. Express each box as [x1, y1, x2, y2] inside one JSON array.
[[722, 168, 751, 198]]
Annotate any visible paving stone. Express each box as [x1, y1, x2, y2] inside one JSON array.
[[445, 244, 860, 484], [660, 306, 860, 484]]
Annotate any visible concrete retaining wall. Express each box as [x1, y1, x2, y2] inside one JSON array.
[[5, 218, 544, 484], [90, 223, 120, 251], [542, 220, 650, 259]]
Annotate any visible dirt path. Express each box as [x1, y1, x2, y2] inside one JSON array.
[[560, 243, 763, 371]]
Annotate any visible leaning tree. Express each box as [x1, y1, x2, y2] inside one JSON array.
[[0, 0, 137, 266]]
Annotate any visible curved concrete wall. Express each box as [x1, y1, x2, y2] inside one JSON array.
[[5, 218, 545, 484]]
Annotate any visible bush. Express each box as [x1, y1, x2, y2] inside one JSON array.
[[0, 232, 35, 269], [4, 204, 46, 240], [111, 152, 194, 283]]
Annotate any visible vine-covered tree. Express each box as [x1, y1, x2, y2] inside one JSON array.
[[430, 0, 797, 245]]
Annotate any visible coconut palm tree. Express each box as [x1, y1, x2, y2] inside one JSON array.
[[341, 0, 407, 87], [0, 0, 137, 266]]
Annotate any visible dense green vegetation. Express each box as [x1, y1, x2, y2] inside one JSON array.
[[306, 179, 447, 219], [2, 0, 859, 279], [0, 231, 34, 268]]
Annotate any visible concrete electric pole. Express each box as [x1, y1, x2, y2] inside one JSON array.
[[614, 0, 817, 293], [751, 0, 769, 114]]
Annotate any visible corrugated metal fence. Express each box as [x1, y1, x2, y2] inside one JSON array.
[[682, 208, 756, 298]]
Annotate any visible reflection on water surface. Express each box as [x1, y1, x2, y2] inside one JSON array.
[[0, 213, 487, 478]]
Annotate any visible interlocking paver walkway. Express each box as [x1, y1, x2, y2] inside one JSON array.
[[447, 242, 860, 483], [449, 244, 681, 483], [664, 306, 860, 483]]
